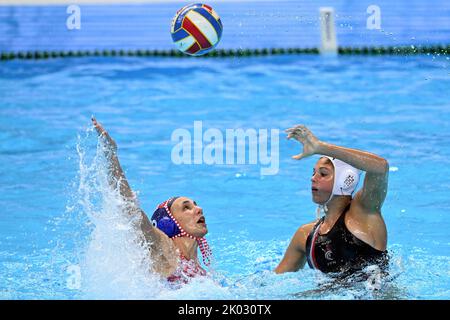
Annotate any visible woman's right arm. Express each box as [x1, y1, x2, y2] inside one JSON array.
[[275, 222, 315, 274], [92, 117, 178, 276]]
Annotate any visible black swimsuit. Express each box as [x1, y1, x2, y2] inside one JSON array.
[[305, 205, 388, 275]]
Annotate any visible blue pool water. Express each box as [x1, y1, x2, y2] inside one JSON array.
[[0, 54, 450, 299]]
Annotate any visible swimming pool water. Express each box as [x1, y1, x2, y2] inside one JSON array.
[[0, 54, 449, 299]]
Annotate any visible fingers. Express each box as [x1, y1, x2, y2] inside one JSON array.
[[285, 125, 308, 136], [91, 116, 99, 128], [286, 131, 307, 143], [285, 125, 308, 138], [285, 124, 306, 133], [91, 116, 101, 131], [91, 117, 106, 136], [286, 126, 310, 161], [90, 117, 117, 152]]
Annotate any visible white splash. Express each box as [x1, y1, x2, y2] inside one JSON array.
[[73, 129, 168, 299]]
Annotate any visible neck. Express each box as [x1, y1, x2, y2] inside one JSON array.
[[322, 195, 351, 222], [172, 236, 199, 261]]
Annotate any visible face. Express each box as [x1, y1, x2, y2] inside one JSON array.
[[170, 197, 207, 237], [311, 157, 334, 205]]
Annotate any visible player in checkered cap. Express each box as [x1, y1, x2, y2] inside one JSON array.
[[92, 118, 210, 284]]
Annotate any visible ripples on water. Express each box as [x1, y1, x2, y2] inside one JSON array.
[[54, 129, 444, 299]]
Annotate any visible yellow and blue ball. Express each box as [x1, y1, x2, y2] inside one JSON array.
[[170, 3, 223, 56]]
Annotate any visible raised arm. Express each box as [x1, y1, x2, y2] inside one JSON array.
[[92, 117, 135, 201], [286, 125, 389, 213], [91, 117, 177, 276]]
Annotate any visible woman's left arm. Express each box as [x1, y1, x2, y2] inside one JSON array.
[[287, 125, 389, 212]]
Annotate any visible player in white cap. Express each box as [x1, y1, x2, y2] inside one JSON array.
[[275, 125, 389, 275]]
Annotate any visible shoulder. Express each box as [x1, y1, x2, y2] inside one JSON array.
[[297, 220, 318, 235], [292, 220, 318, 252], [141, 220, 179, 276], [346, 200, 388, 251]]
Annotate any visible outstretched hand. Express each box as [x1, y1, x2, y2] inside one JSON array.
[[92, 116, 117, 153], [285, 125, 321, 160]]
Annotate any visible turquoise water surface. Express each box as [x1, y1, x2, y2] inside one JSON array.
[[0, 54, 449, 299]]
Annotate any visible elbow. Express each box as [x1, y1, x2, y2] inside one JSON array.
[[274, 265, 284, 274], [377, 158, 389, 174], [370, 158, 389, 175]]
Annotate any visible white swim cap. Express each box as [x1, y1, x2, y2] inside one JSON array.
[[324, 156, 361, 196]]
